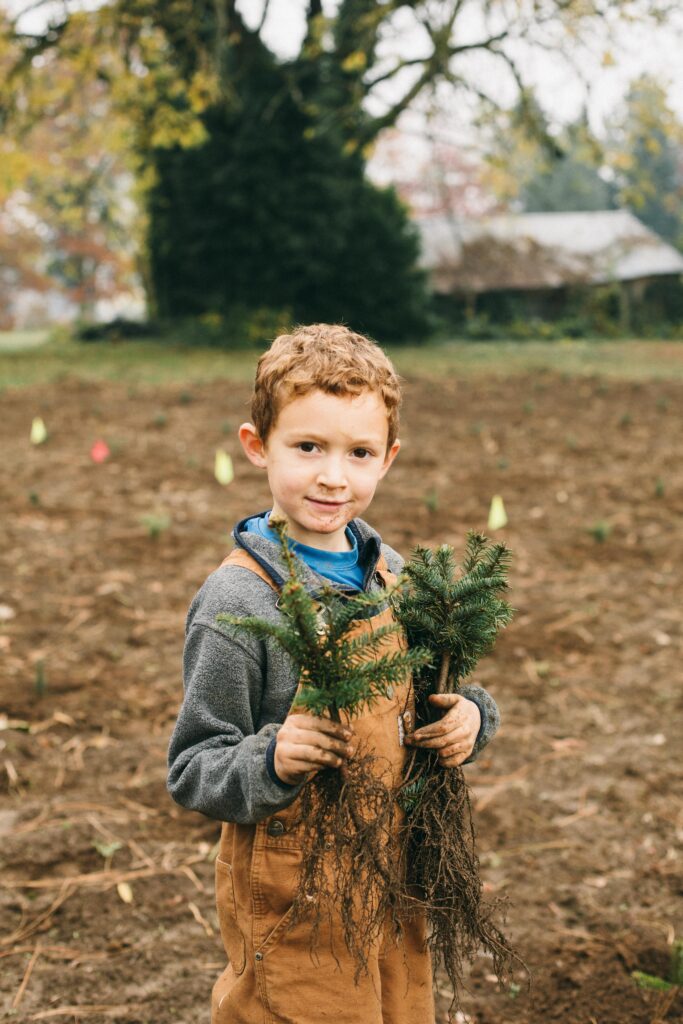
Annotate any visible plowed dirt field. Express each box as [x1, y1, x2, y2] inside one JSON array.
[[1, 370, 681, 1023]]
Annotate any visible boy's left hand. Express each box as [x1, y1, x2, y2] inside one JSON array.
[[405, 693, 481, 767]]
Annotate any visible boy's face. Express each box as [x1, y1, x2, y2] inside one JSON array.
[[239, 388, 400, 551]]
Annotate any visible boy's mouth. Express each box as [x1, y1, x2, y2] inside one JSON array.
[[306, 497, 346, 509]]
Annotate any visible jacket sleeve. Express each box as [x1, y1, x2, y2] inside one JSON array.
[[167, 621, 304, 825], [458, 683, 500, 764]]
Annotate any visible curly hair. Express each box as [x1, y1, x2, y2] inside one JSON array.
[[250, 324, 402, 450]]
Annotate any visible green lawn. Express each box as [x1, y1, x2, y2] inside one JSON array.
[[1, 330, 683, 389], [0, 330, 53, 354]]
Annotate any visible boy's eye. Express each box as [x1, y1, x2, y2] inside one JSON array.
[[353, 448, 371, 459], [298, 442, 317, 453]]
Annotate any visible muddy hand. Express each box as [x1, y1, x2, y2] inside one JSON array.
[[274, 713, 356, 785], [405, 693, 480, 767]]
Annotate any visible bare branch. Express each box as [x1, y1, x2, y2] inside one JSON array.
[[487, 45, 565, 157], [302, 0, 323, 52], [257, 0, 272, 34], [361, 63, 437, 145], [449, 31, 509, 56], [441, 68, 499, 112], [362, 24, 513, 145], [364, 57, 431, 92]]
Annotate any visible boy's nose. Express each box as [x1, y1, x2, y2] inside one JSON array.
[[317, 460, 347, 488]]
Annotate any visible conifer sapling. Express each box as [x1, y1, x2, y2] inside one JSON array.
[[216, 518, 430, 978], [394, 532, 527, 1018]]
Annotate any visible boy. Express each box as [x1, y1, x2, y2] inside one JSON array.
[[167, 324, 501, 1024]]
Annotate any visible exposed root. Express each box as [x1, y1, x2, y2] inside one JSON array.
[[268, 730, 529, 1012], [400, 748, 530, 1020], [285, 743, 407, 982]]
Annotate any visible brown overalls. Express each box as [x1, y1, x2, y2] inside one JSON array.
[[211, 548, 435, 1024]]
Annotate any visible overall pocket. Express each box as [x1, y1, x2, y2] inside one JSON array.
[[250, 801, 312, 956], [215, 857, 246, 976]]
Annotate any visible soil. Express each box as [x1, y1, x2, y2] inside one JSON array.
[[1, 371, 682, 1024]]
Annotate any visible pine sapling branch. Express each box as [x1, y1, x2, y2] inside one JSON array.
[[216, 517, 431, 978], [392, 531, 526, 1018]]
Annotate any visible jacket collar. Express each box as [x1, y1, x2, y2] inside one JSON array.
[[231, 511, 383, 595]]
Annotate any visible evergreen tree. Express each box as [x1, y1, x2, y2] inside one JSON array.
[[394, 534, 526, 1016], [148, 35, 430, 342], [522, 147, 616, 213], [489, 100, 616, 213], [220, 523, 526, 1010]]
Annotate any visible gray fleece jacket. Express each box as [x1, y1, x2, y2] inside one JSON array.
[[166, 514, 501, 825]]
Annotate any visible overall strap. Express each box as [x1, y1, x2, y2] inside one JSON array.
[[219, 545, 390, 592], [375, 564, 396, 589], [219, 547, 279, 592]]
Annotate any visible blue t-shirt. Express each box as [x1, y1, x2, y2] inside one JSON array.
[[244, 511, 365, 591]]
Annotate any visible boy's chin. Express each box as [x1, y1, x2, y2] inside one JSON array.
[[281, 505, 361, 545], [307, 506, 361, 530], [276, 503, 360, 530], [310, 511, 350, 526], [303, 515, 350, 536]]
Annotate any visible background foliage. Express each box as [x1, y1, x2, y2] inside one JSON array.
[[1, 0, 681, 341]]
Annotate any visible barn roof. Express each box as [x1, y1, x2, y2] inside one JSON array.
[[415, 209, 683, 294]]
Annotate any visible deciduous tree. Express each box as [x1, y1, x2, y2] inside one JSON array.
[[3, 0, 675, 335], [0, 12, 138, 323], [607, 75, 683, 249]]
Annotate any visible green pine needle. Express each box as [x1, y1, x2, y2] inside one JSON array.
[[217, 518, 431, 720], [394, 531, 514, 695]]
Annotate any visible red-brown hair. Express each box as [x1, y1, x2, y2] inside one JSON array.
[[251, 324, 402, 450]]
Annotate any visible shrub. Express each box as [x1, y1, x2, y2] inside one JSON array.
[[147, 47, 432, 344], [76, 318, 162, 342]]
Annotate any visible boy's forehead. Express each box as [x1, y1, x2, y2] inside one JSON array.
[[275, 387, 390, 440]]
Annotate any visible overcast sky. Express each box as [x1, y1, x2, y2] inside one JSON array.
[[7, 0, 683, 136], [246, 0, 683, 125]]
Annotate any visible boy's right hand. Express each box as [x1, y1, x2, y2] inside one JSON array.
[[274, 714, 355, 786]]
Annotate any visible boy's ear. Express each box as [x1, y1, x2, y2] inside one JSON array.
[[379, 439, 401, 479], [238, 422, 267, 468]]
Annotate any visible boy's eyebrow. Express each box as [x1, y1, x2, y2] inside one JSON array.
[[284, 431, 384, 447]]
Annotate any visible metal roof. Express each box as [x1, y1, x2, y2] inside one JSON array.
[[415, 209, 683, 293]]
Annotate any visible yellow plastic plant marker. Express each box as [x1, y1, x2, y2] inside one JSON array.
[[487, 495, 508, 531], [214, 450, 234, 486], [30, 417, 48, 445]]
